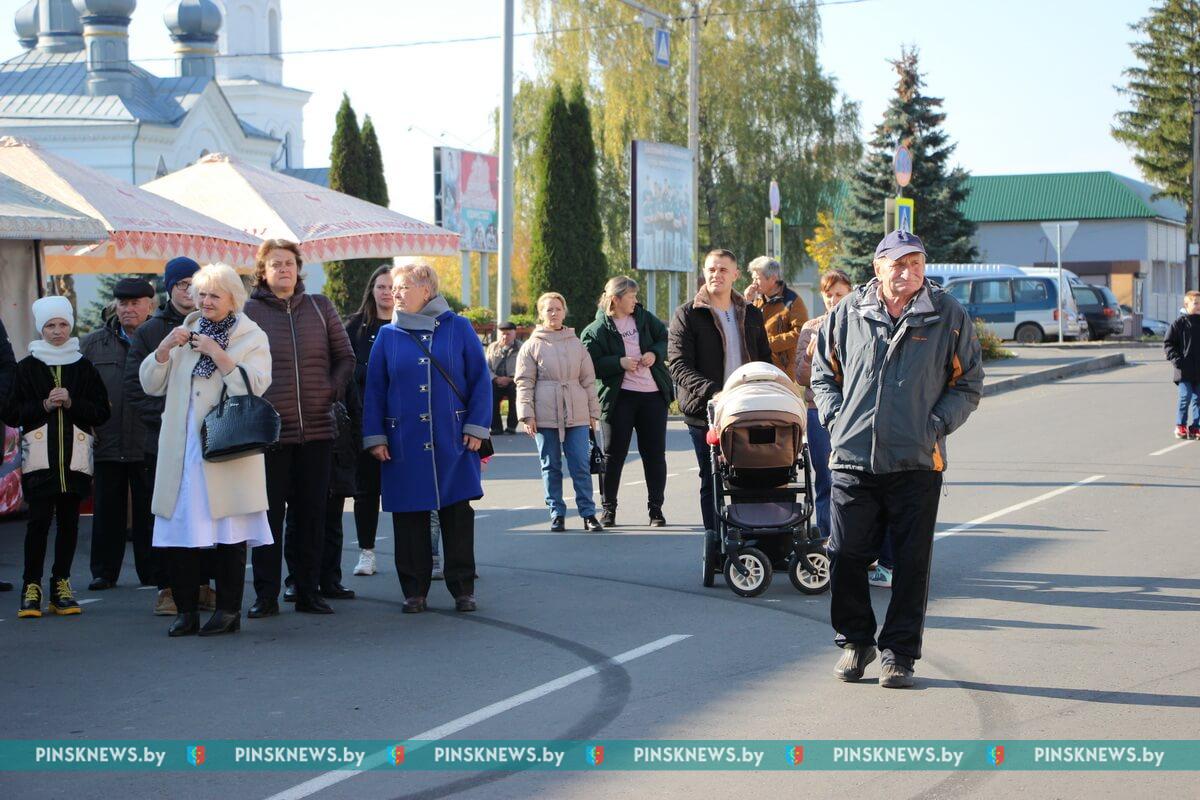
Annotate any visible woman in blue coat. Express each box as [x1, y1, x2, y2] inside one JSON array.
[[362, 262, 491, 614]]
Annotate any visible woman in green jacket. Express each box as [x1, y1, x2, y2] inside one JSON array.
[[580, 276, 673, 528]]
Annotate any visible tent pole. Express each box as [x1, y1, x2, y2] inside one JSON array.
[[33, 240, 46, 298]]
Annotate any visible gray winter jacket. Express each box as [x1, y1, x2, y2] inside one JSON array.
[[811, 279, 983, 474]]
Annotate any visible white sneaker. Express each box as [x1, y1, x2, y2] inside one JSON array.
[[868, 564, 893, 589], [431, 554, 444, 581], [353, 549, 376, 576]]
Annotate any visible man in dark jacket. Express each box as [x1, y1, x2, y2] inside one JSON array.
[[0, 318, 15, 591], [667, 249, 771, 533], [81, 277, 155, 590], [812, 231, 982, 689], [486, 321, 521, 434], [1164, 291, 1200, 439], [123, 256, 200, 614]]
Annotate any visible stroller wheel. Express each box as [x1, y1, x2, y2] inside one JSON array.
[[701, 529, 720, 588], [725, 547, 772, 597], [789, 551, 831, 595]]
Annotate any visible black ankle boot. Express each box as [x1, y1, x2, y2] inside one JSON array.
[[599, 504, 617, 527], [168, 612, 200, 637], [199, 610, 241, 636], [648, 506, 666, 527]]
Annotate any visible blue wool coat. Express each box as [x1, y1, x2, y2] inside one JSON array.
[[362, 299, 492, 513]]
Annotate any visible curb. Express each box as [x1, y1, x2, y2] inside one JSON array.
[[982, 353, 1126, 398]]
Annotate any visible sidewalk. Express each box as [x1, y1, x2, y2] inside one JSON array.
[[983, 345, 1131, 396]]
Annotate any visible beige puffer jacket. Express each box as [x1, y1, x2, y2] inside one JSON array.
[[515, 326, 600, 434]]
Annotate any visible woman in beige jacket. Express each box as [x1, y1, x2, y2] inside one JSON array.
[[140, 263, 273, 638], [515, 293, 603, 532]]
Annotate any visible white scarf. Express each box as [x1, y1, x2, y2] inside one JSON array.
[[28, 337, 82, 366]]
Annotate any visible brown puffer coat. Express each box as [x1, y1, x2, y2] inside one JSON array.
[[242, 282, 355, 444]]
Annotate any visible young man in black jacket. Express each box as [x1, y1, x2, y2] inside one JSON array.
[[122, 256, 201, 615], [1164, 291, 1200, 439], [667, 249, 771, 533]]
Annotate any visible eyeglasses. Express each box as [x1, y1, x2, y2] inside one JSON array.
[[174, 280, 192, 291]]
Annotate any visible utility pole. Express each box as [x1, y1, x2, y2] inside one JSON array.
[[496, 0, 515, 324], [1191, 93, 1199, 293], [689, 1, 699, 294]]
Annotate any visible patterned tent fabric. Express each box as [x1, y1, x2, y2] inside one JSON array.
[[142, 153, 459, 260], [0, 137, 260, 267], [0, 173, 107, 243]]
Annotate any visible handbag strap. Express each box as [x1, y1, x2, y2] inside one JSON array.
[[216, 365, 255, 414], [405, 329, 469, 409]]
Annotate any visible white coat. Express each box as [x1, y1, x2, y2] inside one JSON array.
[[139, 312, 272, 520]]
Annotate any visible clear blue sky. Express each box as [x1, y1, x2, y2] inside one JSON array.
[[2, 0, 1158, 222]]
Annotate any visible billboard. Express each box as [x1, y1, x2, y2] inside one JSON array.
[[434, 147, 499, 252], [631, 140, 694, 272]]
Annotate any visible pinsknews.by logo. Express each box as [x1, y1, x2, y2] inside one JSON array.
[[187, 745, 206, 767], [391, 745, 406, 766], [585, 745, 604, 766], [989, 745, 1005, 766], [786, 745, 805, 766]]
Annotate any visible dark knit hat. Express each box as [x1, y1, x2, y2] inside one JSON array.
[[163, 257, 200, 295]]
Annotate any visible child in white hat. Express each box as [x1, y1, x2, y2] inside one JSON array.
[[10, 296, 110, 618]]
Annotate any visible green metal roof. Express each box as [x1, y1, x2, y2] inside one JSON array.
[[960, 172, 1185, 224]]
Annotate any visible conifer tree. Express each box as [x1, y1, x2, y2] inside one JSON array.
[[833, 49, 976, 281], [324, 94, 368, 314]]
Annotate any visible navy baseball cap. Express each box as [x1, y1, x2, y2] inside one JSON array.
[[875, 230, 927, 261]]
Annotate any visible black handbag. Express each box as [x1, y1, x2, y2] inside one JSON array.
[[589, 428, 607, 475], [406, 332, 495, 459], [201, 365, 281, 462]]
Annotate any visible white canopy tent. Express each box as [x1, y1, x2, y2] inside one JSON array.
[[0, 173, 108, 357], [142, 154, 459, 261]]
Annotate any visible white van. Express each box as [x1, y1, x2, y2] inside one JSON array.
[[941, 273, 1082, 343], [924, 263, 1025, 287]]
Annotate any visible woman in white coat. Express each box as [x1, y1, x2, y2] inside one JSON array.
[[140, 263, 273, 638]]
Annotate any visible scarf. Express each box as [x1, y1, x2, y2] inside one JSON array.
[[192, 314, 237, 378], [28, 338, 81, 366]]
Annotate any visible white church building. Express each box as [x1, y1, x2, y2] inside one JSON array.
[[1, 0, 311, 185]]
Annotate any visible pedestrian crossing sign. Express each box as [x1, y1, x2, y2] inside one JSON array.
[[654, 28, 670, 67], [895, 198, 915, 234]]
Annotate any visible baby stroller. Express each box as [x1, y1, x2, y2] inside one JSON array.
[[700, 362, 830, 597]]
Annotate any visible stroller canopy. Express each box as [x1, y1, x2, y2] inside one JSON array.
[[711, 363, 806, 475]]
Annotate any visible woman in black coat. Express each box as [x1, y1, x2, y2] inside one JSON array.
[[8, 297, 109, 618], [343, 265, 396, 577]]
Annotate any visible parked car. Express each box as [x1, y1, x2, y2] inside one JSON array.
[[1072, 284, 1124, 340], [1121, 305, 1170, 338], [945, 275, 1082, 344]]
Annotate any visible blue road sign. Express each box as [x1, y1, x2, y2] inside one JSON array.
[[654, 28, 670, 67]]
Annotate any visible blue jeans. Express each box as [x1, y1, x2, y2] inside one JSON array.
[[687, 425, 716, 532], [1178, 382, 1200, 427], [534, 426, 596, 519], [806, 408, 832, 538]]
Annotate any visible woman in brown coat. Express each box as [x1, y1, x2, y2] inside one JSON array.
[[515, 293, 602, 532], [241, 239, 355, 618]]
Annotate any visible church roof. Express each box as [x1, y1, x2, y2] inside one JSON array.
[[0, 48, 272, 140]]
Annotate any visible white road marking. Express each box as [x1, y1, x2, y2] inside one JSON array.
[[1149, 441, 1192, 456], [511, 530, 699, 537], [688, 466, 700, 472], [136, 585, 158, 591], [78, 598, 101, 605], [625, 480, 646, 486], [935, 474, 1105, 540], [476, 514, 491, 519], [260, 634, 691, 800], [666, 473, 679, 478]]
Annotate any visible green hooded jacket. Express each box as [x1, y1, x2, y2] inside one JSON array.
[[580, 304, 673, 420]]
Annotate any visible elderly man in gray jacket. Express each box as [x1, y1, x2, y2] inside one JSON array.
[[812, 230, 983, 689]]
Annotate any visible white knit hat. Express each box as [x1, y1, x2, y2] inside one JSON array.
[[32, 296, 74, 333]]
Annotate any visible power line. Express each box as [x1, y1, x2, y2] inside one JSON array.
[[130, 0, 881, 66]]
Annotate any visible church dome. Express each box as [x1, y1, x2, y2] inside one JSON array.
[[164, 0, 222, 40], [71, 0, 137, 19], [14, 1, 39, 49]]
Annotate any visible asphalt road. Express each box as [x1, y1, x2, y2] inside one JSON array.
[[2, 347, 1198, 799]]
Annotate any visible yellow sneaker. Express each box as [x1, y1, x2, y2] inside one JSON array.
[[17, 582, 41, 618], [48, 577, 81, 615]]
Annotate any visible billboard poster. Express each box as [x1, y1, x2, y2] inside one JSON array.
[[631, 140, 694, 272], [435, 147, 499, 252]]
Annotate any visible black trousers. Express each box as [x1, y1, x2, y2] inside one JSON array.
[[253, 440, 333, 599], [491, 380, 517, 432], [392, 500, 474, 600], [600, 390, 668, 509], [24, 493, 81, 583], [167, 544, 246, 614], [89, 461, 153, 584], [687, 424, 716, 532], [828, 469, 942, 660], [143, 456, 171, 590], [353, 451, 383, 550], [285, 495, 346, 589]]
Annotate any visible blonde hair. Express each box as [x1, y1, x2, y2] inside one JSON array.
[[190, 263, 248, 312], [253, 239, 304, 288], [599, 276, 638, 315], [391, 260, 440, 296], [536, 292, 567, 323]]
